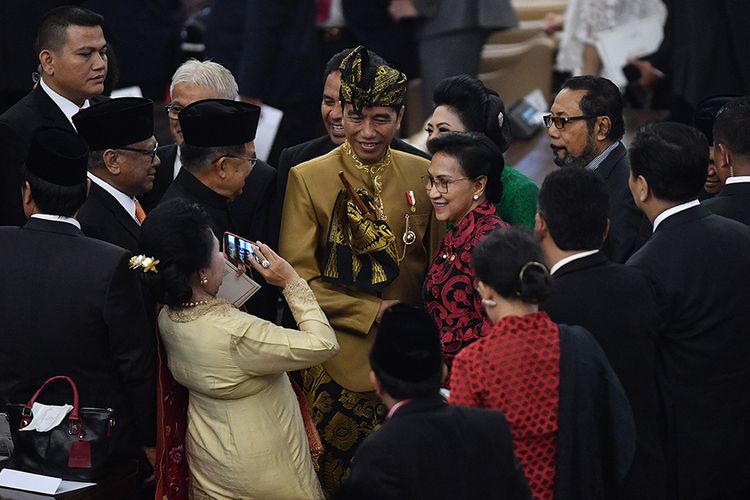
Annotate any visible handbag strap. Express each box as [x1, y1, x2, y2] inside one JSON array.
[[24, 375, 80, 421]]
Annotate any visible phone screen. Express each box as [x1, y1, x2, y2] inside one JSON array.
[[224, 232, 260, 265]]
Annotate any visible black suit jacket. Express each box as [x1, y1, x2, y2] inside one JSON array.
[[597, 142, 651, 263], [78, 183, 141, 253], [701, 181, 750, 226], [335, 396, 530, 500], [0, 218, 156, 456], [627, 205, 750, 499], [271, 135, 429, 247], [541, 252, 665, 499], [159, 166, 278, 321], [0, 86, 74, 226]]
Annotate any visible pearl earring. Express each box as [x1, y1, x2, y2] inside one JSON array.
[[481, 298, 497, 308], [472, 194, 479, 200]]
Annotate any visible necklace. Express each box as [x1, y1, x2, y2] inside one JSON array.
[[342, 141, 391, 221], [180, 299, 211, 308]]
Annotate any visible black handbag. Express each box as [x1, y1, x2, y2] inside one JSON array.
[[5, 375, 116, 481]]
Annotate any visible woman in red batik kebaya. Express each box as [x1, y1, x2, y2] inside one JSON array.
[[421, 132, 509, 386], [450, 228, 558, 499]]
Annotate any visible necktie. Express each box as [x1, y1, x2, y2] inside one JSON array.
[[134, 199, 146, 224], [317, 0, 332, 24]]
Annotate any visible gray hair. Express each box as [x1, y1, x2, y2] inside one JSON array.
[[169, 59, 238, 99]]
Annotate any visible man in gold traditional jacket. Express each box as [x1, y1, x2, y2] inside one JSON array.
[[280, 46, 441, 493]]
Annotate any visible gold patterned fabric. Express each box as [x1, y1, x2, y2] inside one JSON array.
[[302, 364, 387, 495], [322, 187, 400, 290], [339, 46, 407, 113]]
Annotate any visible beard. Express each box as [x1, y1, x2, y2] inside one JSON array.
[[553, 130, 598, 169]]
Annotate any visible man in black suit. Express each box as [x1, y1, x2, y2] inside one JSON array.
[[627, 122, 750, 499], [272, 47, 428, 247], [702, 97, 750, 225], [335, 304, 530, 500], [141, 59, 276, 249], [73, 97, 158, 253], [546, 75, 649, 263], [536, 168, 665, 499], [0, 6, 107, 226], [0, 127, 155, 491]]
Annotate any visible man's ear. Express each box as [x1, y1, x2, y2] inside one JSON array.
[[715, 143, 731, 171], [102, 149, 121, 175], [369, 370, 383, 400], [39, 50, 54, 76], [214, 157, 228, 180], [395, 106, 405, 132], [534, 212, 547, 238], [595, 115, 612, 142], [633, 174, 650, 203]]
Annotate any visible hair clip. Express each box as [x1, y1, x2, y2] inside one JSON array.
[[519, 261, 548, 283], [129, 254, 159, 273]]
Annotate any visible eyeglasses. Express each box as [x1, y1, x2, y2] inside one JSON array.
[[164, 103, 183, 119], [213, 154, 257, 169], [542, 114, 599, 129], [119, 143, 158, 163], [421, 174, 474, 194]]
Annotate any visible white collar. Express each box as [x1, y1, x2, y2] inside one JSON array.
[[87, 172, 139, 224], [652, 199, 700, 232], [39, 77, 90, 128], [30, 213, 81, 229], [173, 146, 182, 180], [550, 249, 599, 275], [725, 176, 750, 185]]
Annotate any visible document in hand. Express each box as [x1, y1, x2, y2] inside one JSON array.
[[217, 258, 261, 308], [595, 15, 665, 88]]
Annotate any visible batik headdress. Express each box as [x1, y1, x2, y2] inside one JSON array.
[[338, 45, 407, 113]]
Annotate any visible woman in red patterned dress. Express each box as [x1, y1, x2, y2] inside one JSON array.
[[422, 131, 509, 386], [449, 228, 635, 500]]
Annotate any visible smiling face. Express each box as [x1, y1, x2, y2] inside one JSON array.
[[427, 151, 484, 225], [343, 103, 404, 163], [547, 88, 598, 168], [321, 71, 345, 145], [426, 105, 466, 140], [42, 25, 107, 106]]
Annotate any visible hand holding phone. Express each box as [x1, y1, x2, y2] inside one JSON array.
[[223, 232, 261, 265]]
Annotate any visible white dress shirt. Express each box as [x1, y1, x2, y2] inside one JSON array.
[[652, 199, 700, 232], [39, 77, 90, 128], [30, 213, 81, 229], [550, 249, 600, 275], [725, 176, 750, 185]]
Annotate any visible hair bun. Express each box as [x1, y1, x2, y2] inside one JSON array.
[[516, 261, 552, 303]]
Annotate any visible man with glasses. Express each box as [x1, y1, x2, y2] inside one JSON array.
[[160, 98, 260, 240], [74, 97, 158, 253], [545, 75, 648, 263]]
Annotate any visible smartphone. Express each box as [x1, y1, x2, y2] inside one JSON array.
[[223, 231, 261, 265]]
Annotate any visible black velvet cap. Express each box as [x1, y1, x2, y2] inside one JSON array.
[[178, 99, 260, 147], [694, 95, 742, 144], [73, 97, 154, 150], [369, 304, 442, 382], [25, 127, 88, 186]]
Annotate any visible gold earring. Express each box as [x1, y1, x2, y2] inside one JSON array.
[[200, 276, 208, 287]]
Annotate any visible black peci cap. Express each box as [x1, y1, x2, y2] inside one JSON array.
[[369, 304, 442, 382], [25, 127, 89, 186], [73, 97, 154, 150], [178, 99, 260, 147]]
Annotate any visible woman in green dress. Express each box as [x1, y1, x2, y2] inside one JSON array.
[[426, 75, 539, 229]]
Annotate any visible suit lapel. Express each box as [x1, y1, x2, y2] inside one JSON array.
[[90, 184, 141, 239], [29, 86, 76, 131], [595, 142, 626, 180]]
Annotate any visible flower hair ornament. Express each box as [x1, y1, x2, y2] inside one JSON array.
[[129, 254, 159, 273]]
